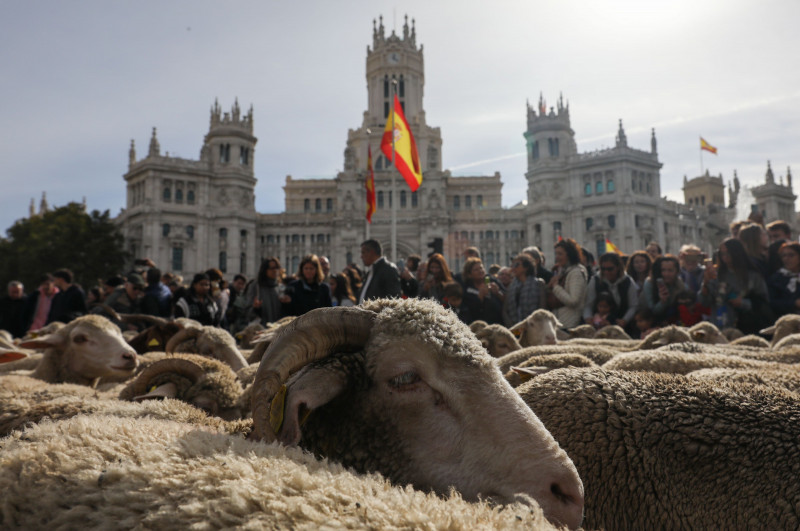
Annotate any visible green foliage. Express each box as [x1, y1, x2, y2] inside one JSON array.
[[0, 203, 129, 291]]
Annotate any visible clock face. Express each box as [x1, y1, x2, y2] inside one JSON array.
[[388, 52, 399, 64]]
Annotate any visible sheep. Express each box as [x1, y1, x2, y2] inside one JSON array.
[[119, 353, 245, 420], [468, 319, 488, 334], [0, 415, 557, 530], [509, 309, 562, 347], [564, 326, 691, 353], [518, 367, 800, 529], [166, 324, 249, 371], [687, 321, 728, 344], [772, 332, 800, 351], [730, 334, 770, 348], [760, 313, 800, 345], [0, 329, 14, 344], [20, 320, 65, 340], [248, 298, 584, 528], [686, 367, 800, 394], [721, 326, 745, 341], [16, 314, 138, 386], [0, 347, 28, 364], [235, 320, 266, 348], [0, 351, 42, 373], [496, 345, 619, 375], [474, 323, 522, 357], [601, 347, 786, 375], [593, 324, 631, 340], [245, 316, 298, 364], [505, 353, 597, 386], [120, 314, 184, 353]]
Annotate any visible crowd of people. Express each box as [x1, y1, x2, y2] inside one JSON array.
[[2, 217, 799, 340]]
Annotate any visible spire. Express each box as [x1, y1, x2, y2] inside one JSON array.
[[403, 14, 409, 39], [765, 160, 774, 184], [128, 139, 136, 169], [788, 166, 793, 190], [232, 98, 240, 121], [651, 128, 657, 154], [683, 175, 688, 185], [148, 127, 160, 157], [410, 18, 416, 45], [538, 92, 546, 115], [615, 119, 627, 148], [734, 170, 740, 192], [39, 192, 49, 214], [29, 198, 35, 218]]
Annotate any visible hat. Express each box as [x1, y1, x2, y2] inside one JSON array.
[[127, 272, 146, 288], [105, 275, 126, 288]]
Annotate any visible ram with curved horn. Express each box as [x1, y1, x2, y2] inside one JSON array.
[[249, 298, 584, 530]]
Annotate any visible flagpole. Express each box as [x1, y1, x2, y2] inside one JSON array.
[[699, 136, 704, 176], [365, 129, 371, 242], [390, 79, 398, 262]]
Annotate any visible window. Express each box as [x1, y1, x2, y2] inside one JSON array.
[[511, 230, 519, 239], [185, 225, 194, 239], [378, 191, 384, 209], [292, 234, 299, 243], [376, 156, 383, 170], [477, 195, 484, 208], [326, 198, 333, 212], [240, 253, 246, 274], [608, 215, 616, 228], [635, 215, 640, 228], [304, 199, 310, 212], [584, 183, 592, 196], [607, 179, 615, 193], [163, 187, 171, 202], [532, 140, 539, 160], [548, 137, 559, 157], [315, 198, 321, 212], [485, 231, 493, 240], [219, 251, 227, 273], [219, 228, 228, 239], [162, 224, 170, 237], [596, 182, 603, 194], [267, 235, 274, 244], [172, 247, 183, 271], [585, 218, 593, 231], [411, 191, 418, 207], [241, 229, 247, 238], [291, 256, 300, 273], [187, 190, 195, 204], [553, 222, 562, 235], [465, 195, 472, 208], [219, 144, 230, 163], [664, 222, 669, 234], [596, 239, 606, 259], [647, 182, 652, 194], [175, 188, 183, 203], [453, 195, 460, 210], [239, 146, 249, 165], [400, 190, 407, 207]]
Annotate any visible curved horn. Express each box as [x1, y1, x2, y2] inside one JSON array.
[[250, 306, 376, 442], [119, 314, 170, 327], [130, 357, 206, 397], [165, 327, 202, 354], [89, 303, 122, 322]]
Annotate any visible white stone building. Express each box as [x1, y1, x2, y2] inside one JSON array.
[[116, 16, 795, 279]]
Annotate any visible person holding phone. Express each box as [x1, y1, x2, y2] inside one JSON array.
[[639, 254, 684, 326], [461, 257, 503, 324]]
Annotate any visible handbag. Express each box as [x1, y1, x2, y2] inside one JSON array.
[[546, 274, 566, 310]]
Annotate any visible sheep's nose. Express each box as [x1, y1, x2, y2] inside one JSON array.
[[546, 479, 584, 529], [122, 351, 136, 361]]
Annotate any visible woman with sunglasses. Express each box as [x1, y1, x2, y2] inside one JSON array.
[[174, 272, 221, 326], [243, 257, 287, 326]]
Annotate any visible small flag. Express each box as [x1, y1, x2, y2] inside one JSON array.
[[381, 94, 423, 191], [605, 238, 623, 255], [700, 137, 718, 154], [366, 146, 376, 223]]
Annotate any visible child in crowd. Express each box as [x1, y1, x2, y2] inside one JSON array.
[[634, 308, 658, 338], [443, 282, 471, 323], [591, 292, 616, 330], [676, 289, 707, 327]]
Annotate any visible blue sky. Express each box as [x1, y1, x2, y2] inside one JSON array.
[[2, 0, 799, 234]]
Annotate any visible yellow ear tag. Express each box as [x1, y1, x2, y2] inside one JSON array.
[[269, 385, 288, 435], [148, 385, 158, 393], [147, 338, 160, 347]]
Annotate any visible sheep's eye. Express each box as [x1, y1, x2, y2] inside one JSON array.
[[73, 334, 88, 344], [389, 370, 420, 388]]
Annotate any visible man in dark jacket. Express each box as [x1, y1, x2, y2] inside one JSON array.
[[141, 268, 172, 318], [47, 269, 87, 324], [358, 239, 401, 302], [0, 281, 27, 338]]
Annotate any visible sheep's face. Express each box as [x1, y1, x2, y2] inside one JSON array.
[[64, 319, 138, 379], [525, 315, 559, 346]]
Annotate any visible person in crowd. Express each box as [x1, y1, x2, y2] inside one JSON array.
[[522, 246, 553, 283], [86, 286, 104, 306], [503, 254, 545, 327], [103, 275, 126, 300], [174, 273, 221, 326], [329, 273, 357, 307], [284, 254, 333, 316], [319, 256, 332, 282], [461, 257, 503, 325], [400, 254, 421, 298], [581, 249, 597, 280], [546, 238, 588, 328], [737, 223, 770, 280], [343, 265, 363, 297], [590, 292, 616, 330], [452, 247, 481, 285], [729, 220, 748, 239], [226, 274, 249, 334], [244, 258, 286, 326], [205, 268, 230, 326], [443, 282, 470, 323], [24, 274, 59, 333], [634, 308, 657, 339], [645, 241, 663, 263], [496, 266, 513, 291], [640, 254, 684, 326], [419, 253, 454, 304], [141, 268, 172, 318], [358, 239, 401, 302], [583, 252, 638, 332], [0, 281, 27, 338], [678, 244, 706, 294], [47, 268, 87, 324], [625, 250, 652, 299], [676, 289, 706, 327], [768, 241, 800, 317], [700, 238, 771, 334], [105, 272, 146, 315], [766, 220, 792, 243]]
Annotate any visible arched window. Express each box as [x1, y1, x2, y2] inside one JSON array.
[[532, 140, 539, 160]]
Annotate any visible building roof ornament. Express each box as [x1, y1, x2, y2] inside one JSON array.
[[651, 128, 657, 154], [148, 127, 160, 158], [615, 119, 627, 148], [765, 160, 775, 184]]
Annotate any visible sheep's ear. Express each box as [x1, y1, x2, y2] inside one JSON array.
[[0, 351, 28, 363], [512, 366, 549, 383], [760, 325, 775, 335], [18, 338, 59, 350], [276, 365, 349, 446], [694, 330, 707, 340]]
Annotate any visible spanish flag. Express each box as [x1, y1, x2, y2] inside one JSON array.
[[605, 238, 622, 255], [700, 137, 718, 154], [365, 146, 376, 223], [381, 95, 423, 191]]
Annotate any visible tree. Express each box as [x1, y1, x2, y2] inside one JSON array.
[[0, 203, 129, 291]]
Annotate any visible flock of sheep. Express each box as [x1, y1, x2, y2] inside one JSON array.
[[1, 299, 799, 530]]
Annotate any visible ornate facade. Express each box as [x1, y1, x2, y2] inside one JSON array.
[[116, 16, 796, 278]]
